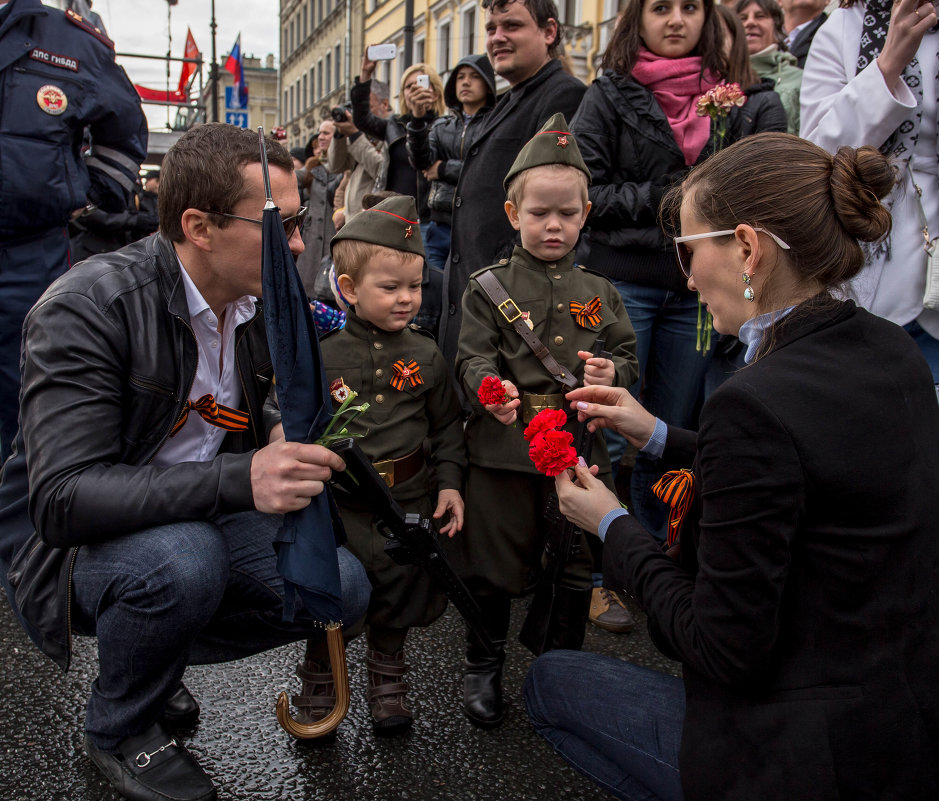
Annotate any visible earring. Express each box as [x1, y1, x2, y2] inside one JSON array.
[[742, 272, 754, 302]]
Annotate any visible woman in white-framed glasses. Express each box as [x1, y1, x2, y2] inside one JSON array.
[[523, 132, 939, 801]]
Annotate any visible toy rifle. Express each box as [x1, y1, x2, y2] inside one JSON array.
[[519, 338, 610, 656], [327, 437, 498, 657]]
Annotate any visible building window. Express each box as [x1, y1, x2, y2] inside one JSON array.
[[310, 66, 316, 104], [415, 36, 425, 65], [438, 20, 451, 75], [462, 6, 476, 56], [325, 52, 332, 97], [334, 44, 341, 91], [289, 84, 295, 120], [283, 89, 289, 120], [303, 5, 308, 41], [317, 58, 323, 99], [560, 0, 578, 24], [318, 0, 324, 26], [302, 73, 308, 109]]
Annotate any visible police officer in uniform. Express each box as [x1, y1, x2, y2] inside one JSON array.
[[0, 0, 147, 462]]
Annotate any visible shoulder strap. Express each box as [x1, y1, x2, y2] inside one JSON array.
[[475, 269, 577, 388], [65, 9, 115, 49]]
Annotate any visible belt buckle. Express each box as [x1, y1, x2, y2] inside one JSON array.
[[372, 459, 394, 488], [498, 298, 522, 324], [522, 393, 563, 425]]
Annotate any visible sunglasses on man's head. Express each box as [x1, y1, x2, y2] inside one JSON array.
[[673, 227, 790, 278], [201, 206, 308, 238]]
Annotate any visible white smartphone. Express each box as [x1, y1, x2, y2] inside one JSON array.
[[416, 74, 430, 90], [367, 43, 397, 61]]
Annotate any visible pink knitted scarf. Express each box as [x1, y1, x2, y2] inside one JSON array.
[[631, 48, 719, 166]]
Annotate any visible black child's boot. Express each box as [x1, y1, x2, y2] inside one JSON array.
[[463, 595, 510, 728]]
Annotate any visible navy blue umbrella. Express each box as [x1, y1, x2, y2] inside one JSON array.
[[258, 129, 342, 625]]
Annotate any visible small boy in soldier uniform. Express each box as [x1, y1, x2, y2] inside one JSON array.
[[454, 113, 639, 728], [296, 195, 466, 735]]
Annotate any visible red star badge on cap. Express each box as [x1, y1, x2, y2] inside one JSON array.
[[405, 224, 413, 239], [557, 135, 569, 148]]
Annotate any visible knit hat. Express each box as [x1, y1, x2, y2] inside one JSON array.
[[330, 195, 425, 257], [503, 112, 591, 191]]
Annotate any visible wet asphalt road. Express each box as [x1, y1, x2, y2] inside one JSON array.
[[0, 590, 680, 801]]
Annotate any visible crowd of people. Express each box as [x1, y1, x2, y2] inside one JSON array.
[[0, 0, 938, 799]]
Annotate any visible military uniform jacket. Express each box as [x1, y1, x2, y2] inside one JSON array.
[[457, 246, 638, 473], [0, 0, 147, 238], [320, 311, 465, 502]]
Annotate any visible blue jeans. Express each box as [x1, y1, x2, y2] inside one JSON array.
[[421, 220, 451, 272], [71, 510, 370, 749], [608, 282, 709, 538], [525, 651, 685, 801], [904, 319, 939, 383], [0, 227, 70, 464]]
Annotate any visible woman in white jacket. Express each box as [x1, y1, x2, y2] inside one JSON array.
[[801, 0, 939, 378]]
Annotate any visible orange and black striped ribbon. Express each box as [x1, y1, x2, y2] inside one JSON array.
[[651, 468, 695, 547], [170, 393, 250, 437], [389, 359, 422, 390], [570, 296, 602, 328]]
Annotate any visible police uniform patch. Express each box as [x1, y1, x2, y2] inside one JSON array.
[[37, 85, 68, 115], [30, 48, 80, 72]]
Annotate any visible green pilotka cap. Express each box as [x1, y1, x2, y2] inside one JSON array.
[[503, 112, 592, 192], [330, 195, 425, 257]]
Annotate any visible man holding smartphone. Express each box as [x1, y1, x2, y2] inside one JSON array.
[[438, 0, 586, 363], [326, 80, 391, 225]]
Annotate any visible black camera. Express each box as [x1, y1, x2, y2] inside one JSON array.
[[330, 105, 352, 123]]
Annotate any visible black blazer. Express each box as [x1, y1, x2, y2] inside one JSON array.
[[603, 298, 939, 800], [788, 12, 828, 69]]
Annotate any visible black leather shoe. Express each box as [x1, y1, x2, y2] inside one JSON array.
[[84, 723, 216, 801], [161, 684, 200, 730]]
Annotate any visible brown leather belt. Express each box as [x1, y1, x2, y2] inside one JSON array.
[[521, 392, 565, 424], [372, 447, 424, 488]]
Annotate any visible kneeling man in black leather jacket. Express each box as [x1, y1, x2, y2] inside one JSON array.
[[0, 124, 370, 801]]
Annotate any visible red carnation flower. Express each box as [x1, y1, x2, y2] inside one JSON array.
[[477, 375, 510, 407], [523, 408, 568, 441], [529, 428, 577, 477]]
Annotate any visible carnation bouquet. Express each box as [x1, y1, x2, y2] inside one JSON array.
[[693, 82, 747, 354], [523, 409, 577, 477]]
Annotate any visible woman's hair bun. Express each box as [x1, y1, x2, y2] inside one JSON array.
[[830, 145, 896, 243]]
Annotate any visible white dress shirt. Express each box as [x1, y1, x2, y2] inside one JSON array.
[[152, 259, 258, 468]]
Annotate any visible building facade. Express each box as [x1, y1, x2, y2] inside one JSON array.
[[280, 0, 366, 150]]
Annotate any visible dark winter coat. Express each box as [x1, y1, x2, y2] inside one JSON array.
[[406, 54, 496, 225], [439, 59, 586, 362], [787, 12, 828, 70], [295, 163, 341, 299], [571, 73, 787, 294], [351, 76, 432, 220]]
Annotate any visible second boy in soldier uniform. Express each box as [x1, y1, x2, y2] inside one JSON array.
[[455, 114, 639, 728], [296, 196, 466, 734]]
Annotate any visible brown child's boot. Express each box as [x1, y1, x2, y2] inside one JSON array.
[[292, 659, 338, 739], [366, 648, 413, 735]]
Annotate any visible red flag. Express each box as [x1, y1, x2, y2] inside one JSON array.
[[177, 28, 199, 96], [133, 84, 187, 103]]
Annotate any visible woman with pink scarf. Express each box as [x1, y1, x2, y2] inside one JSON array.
[[570, 0, 785, 539]]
